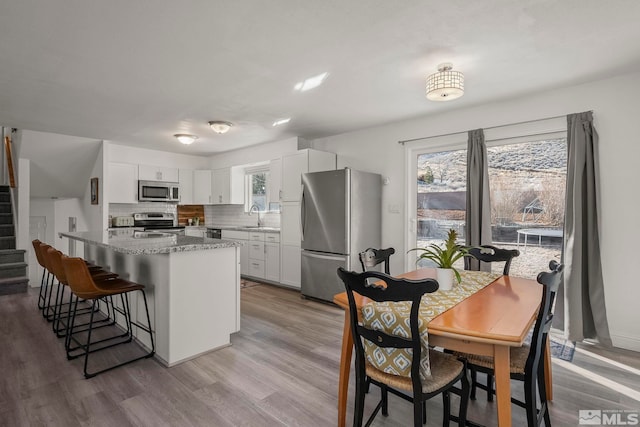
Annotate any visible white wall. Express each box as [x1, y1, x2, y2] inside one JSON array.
[[16, 158, 29, 253], [82, 142, 107, 230], [313, 71, 640, 351], [108, 141, 209, 170], [207, 137, 299, 169]]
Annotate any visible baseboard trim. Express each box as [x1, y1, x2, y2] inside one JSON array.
[[611, 333, 640, 352]]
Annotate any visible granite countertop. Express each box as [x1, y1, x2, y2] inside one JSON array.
[[59, 229, 241, 255]]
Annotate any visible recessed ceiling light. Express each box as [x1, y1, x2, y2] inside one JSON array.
[[174, 134, 198, 145], [272, 118, 291, 127], [208, 121, 233, 134], [294, 72, 329, 92]]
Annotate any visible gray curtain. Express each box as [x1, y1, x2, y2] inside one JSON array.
[[465, 129, 492, 271], [562, 111, 612, 346]]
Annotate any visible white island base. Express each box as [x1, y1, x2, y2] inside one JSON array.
[[62, 231, 241, 367]]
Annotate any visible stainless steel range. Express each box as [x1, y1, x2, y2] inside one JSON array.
[[133, 213, 185, 235]]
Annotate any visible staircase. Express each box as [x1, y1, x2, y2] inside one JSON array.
[[0, 185, 28, 295]]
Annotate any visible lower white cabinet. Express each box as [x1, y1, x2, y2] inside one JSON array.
[[222, 230, 249, 275], [280, 244, 301, 288], [265, 242, 280, 282]]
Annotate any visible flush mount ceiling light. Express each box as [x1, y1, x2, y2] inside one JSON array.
[[174, 134, 198, 145], [272, 118, 291, 127], [294, 72, 329, 92], [426, 63, 464, 101], [208, 121, 233, 134]]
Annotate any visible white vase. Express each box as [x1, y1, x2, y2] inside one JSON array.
[[436, 268, 455, 291]]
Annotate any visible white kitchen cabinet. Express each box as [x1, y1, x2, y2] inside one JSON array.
[[138, 164, 179, 182], [281, 149, 336, 202], [222, 230, 249, 275], [211, 167, 244, 205], [108, 162, 138, 204], [280, 244, 301, 288], [265, 238, 280, 283], [280, 202, 301, 246], [268, 158, 282, 204], [178, 169, 194, 204], [193, 170, 212, 204], [248, 232, 265, 278]]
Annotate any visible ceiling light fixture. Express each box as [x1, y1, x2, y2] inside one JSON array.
[[426, 63, 464, 101], [272, 118, 291, 127], [208, 121, 233, 134], [294, 72, 329, 92], [174, 134, 198, 145]]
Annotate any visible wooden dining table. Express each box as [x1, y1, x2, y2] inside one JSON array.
[[333, 267, 552, 427]]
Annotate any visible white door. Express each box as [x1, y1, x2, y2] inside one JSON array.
[[28, 216, 46, 287]]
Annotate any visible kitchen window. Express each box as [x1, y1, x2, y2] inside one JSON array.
[[406, 117, 567, 278], [245, 165, 269, 212]]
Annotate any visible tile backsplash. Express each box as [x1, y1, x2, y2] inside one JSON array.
[[108, 203, 280, 228], [205, 205, 281, 228]]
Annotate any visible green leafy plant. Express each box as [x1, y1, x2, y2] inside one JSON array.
[[409, 229, 472, 283]]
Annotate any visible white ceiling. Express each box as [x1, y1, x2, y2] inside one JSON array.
[[1, 0, 640, 156]]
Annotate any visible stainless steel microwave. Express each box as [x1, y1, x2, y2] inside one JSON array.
[[138, 180, 180, 202]]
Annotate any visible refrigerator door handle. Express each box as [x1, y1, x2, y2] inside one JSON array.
[[301, 251, 347, 262], [300, 185, 306, 242]]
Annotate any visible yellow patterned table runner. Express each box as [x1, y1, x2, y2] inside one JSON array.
[[361, 270, 501, 380]]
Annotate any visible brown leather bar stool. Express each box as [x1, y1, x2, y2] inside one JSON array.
[[31, 239, 50, 311], [61, 255, 155, 378], [37, 241, 110, 323], [36, 242, 59, 321], [46, 247, 118, 337]]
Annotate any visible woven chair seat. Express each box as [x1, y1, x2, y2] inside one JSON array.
[[454, 345, 530, 375], [366, 349, 464, 394]]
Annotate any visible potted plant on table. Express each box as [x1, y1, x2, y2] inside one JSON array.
[[409, 228, 472, 290]]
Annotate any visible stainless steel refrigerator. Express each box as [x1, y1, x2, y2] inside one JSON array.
[[301, 168, 381, 301]]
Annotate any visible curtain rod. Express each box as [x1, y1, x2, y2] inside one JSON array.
[[397, 111, 592, 145]]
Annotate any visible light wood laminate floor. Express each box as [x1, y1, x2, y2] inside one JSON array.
[[1, 282, 639, 426]]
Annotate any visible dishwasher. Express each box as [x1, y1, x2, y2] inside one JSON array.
[[206, 228, 222, 239]]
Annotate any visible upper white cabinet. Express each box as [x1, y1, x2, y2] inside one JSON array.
[[211, 167, 244, 205], [193, 170, 213, 204], [268, 158, 282, 204], [178, 169, 194, 204], [108, 162, 138, 204], [281, 149, 336, 201], [138, 164, 179, 182]]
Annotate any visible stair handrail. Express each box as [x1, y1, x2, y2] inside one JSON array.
[[4, 135, 16, 188]]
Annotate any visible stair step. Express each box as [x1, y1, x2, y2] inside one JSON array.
[[0, 224, 14, 237], [0, 214, 13, 225], [0, 203, 12, 214], [0, 249, 25, 263], [0, 236, 15, 250], [0, 262, 25, 280], [0, 186, 10, 193], [0, 275, 29, 295], [0, 194, 9, 203]]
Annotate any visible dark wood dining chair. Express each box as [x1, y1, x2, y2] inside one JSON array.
[[467, 245, 520, 275], [456, 260, 563, 427], [358, 247, 395, 274], [337, 267, 470, 427]]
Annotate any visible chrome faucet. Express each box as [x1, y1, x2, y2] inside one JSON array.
[[249, 203, 263, 227]]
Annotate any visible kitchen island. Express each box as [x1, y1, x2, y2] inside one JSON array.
[[59, 229, 242, 366]]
